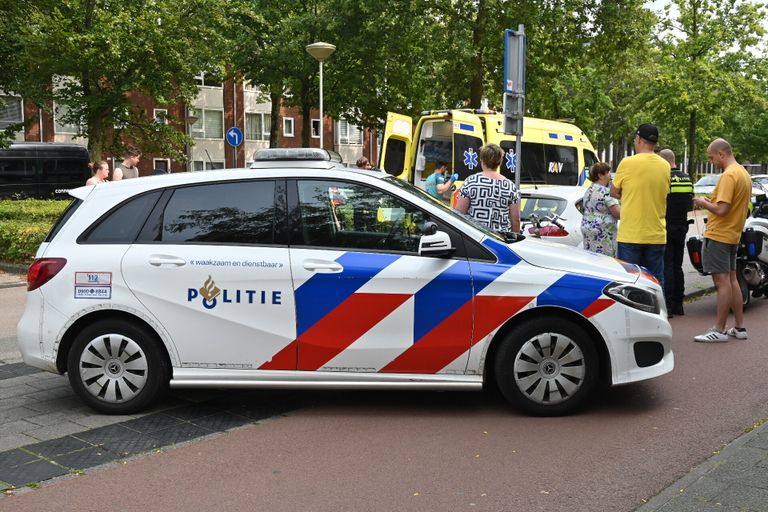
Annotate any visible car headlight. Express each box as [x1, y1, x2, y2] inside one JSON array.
[[603, 282, 660, 314]]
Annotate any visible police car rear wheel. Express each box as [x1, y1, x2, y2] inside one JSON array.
[[494, 317, 598, 416], [67, 319, 168, 414]]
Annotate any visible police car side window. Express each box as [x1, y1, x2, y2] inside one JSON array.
[[80, 191, 162, 244], [296, 179, 428, 253], [161, 181, 277, 244]]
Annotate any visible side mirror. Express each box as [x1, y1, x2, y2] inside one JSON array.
[[418, 230, 455, 257]]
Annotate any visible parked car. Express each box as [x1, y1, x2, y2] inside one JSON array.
[[17, 165, 673, 416], [520, 185, 586, 247], [694, 173, 765, 203]]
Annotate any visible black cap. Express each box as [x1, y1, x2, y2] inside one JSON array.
[[636, 123, 659, 143]]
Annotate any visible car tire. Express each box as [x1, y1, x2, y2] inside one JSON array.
[[494, 317, 598, 416], [67, 318, 168, 414]]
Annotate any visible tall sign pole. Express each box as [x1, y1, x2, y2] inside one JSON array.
[[503, 25, 527, 192]]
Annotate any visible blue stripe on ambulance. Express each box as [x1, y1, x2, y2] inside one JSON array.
[[537, 274, 611, 312], [459, 123, 474, 132], [295, 252, 400, 337]]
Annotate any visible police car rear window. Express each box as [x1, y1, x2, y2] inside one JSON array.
[[44, 198, 82, 242]]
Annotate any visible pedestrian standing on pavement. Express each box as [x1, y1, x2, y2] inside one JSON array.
[[112, 147, 141, 181], [610, 123, 671, 286], [580, 162, 620, 256], [660, 148, 694, 317], [356, 156, 372, 169], [455, 144, 520, 233], [85, 160, 110, 185], [693, 138, 752, 342]]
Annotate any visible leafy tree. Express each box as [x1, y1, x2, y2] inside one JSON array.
[[649, 0, 767, 173], [0, 0, 232, 161]]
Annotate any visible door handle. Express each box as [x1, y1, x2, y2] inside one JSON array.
[[148, 255, 187, 267], [302, 259, 343, 273]]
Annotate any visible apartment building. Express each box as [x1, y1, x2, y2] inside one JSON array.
[[1, 77, 379, 176]]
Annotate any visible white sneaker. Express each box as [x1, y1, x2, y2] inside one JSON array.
[[726, 327, 748, 340], [694, 327, 729, 343]]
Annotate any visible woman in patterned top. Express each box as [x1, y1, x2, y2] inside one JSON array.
[[580, 162, 621, 256], [455, 144, 520, 233]]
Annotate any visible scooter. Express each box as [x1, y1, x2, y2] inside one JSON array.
[[687, 201, 768, 306]]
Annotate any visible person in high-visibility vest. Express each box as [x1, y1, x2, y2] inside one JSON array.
[[660, 148, 693, 317]]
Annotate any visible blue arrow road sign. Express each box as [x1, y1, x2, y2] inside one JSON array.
[[226, 127, 243, 147]]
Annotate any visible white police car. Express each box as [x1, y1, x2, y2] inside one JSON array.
[[17, 164, 673, 416]]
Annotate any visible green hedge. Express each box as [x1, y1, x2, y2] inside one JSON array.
[[0, 200, 69, 263]]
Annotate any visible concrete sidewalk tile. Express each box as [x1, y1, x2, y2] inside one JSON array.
[[0, 406, 39, 424], [0, 459, 69, 487], [655, 494, 731, 512], [0, 396, 32, 411], [0, 383, 39, 399], [25, 396, 82, 414], [53, 446, 119, 470], [120, 412, 183, 434], [74, 414, 134, 430], [677, 475, 730, 502], [0, 433, 38, 452], [24, 387, 74, 403], [26, 411, 87, 427], [26, 376, 68, 391], [746, 432, 768, 450], [0, 449, 39, 468], [705, 446, 768, 483], [711, 482, 768, 510], [25, 421, 89, 441], [25, 436, 93, 458], [0, 374, 39, 388], [0, 419, 38, 436]]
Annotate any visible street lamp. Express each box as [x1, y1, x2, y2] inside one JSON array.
[[305, 42, 336, 150], [185, 107, 199, 171]]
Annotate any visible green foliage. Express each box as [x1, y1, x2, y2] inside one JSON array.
[[0, 200, 68, 263]]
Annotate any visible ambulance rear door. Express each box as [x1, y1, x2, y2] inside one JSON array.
[[379, 112, 413, 181], [450, 111, 485, 181]]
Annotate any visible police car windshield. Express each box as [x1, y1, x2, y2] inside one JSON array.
[[383, 177, 508, 243]]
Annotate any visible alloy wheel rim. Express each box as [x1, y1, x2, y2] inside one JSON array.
[[78, 334, 148, 403], [513, 332, 586, 405]]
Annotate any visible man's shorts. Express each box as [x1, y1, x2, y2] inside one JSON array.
[[702, 238, 737, 273]]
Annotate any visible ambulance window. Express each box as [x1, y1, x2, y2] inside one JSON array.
[[520, 142, 547, 184], [383, 139, 406, 176], [543, 145, 578, 185], [584, 150, 598, 169], [453, 134, 483, 180]]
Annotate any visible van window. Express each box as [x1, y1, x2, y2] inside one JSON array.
[[383, 138, 406, 176], [501, 141, 577, 185]]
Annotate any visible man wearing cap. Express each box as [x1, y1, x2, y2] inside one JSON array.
[[610, 123, 671, 286]]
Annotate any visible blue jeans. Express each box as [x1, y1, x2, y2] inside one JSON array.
[[617, 242, 665, 288]]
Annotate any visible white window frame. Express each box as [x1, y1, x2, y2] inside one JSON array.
[[193, 160, 225, 171], [283, 117, 294, 138], [245, 112, 271, 141], [53, 102, 83, 135], [311, 118, 321, 139], [194, 72, 223, 89], [153, 109, 168, 125], [336, 119, 363, 145], [190, 108, 224, 140], [153, 158, 171, 173], [0, 95, 24, 130]]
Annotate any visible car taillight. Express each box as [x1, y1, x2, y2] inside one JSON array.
[[27, 258, 67, 291]]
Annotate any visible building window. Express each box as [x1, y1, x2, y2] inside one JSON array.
[[245, 112, 271, 141], [194, 72, 223, 88], [54, 102, 83, 135], [0, 95, 23, 130], [336, 119, 362, 145], [311, 119, 321, 138], [153, 109, 168, 125], [283, 117, 294, 137], [193, 160, 225, 171], [153, 159, 170, 174], [190, 108, 224, 139]]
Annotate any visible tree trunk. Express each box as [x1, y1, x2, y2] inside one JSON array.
[[687, 110, 697, 175], [269, 85, 281, 148]]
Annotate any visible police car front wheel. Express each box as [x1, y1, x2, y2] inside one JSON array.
[[67, 319, 168, 414], [494, 317, 598, 416]]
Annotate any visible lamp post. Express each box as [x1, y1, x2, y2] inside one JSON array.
[[185, 107, 199, 171], [305, 42, 336, 150]]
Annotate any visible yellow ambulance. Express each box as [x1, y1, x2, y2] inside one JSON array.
[[379, 109, 598, 196]]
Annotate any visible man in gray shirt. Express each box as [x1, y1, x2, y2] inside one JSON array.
[[112, 147, 142, 180]]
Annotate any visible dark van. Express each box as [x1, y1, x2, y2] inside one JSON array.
[[0, 142, 90, 199]]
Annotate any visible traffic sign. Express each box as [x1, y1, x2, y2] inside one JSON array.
[[226, 127, 244, 147]]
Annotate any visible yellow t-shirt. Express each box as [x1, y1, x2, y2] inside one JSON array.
[[705, 163, 752, 244], [613, 153, 671, 244]]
